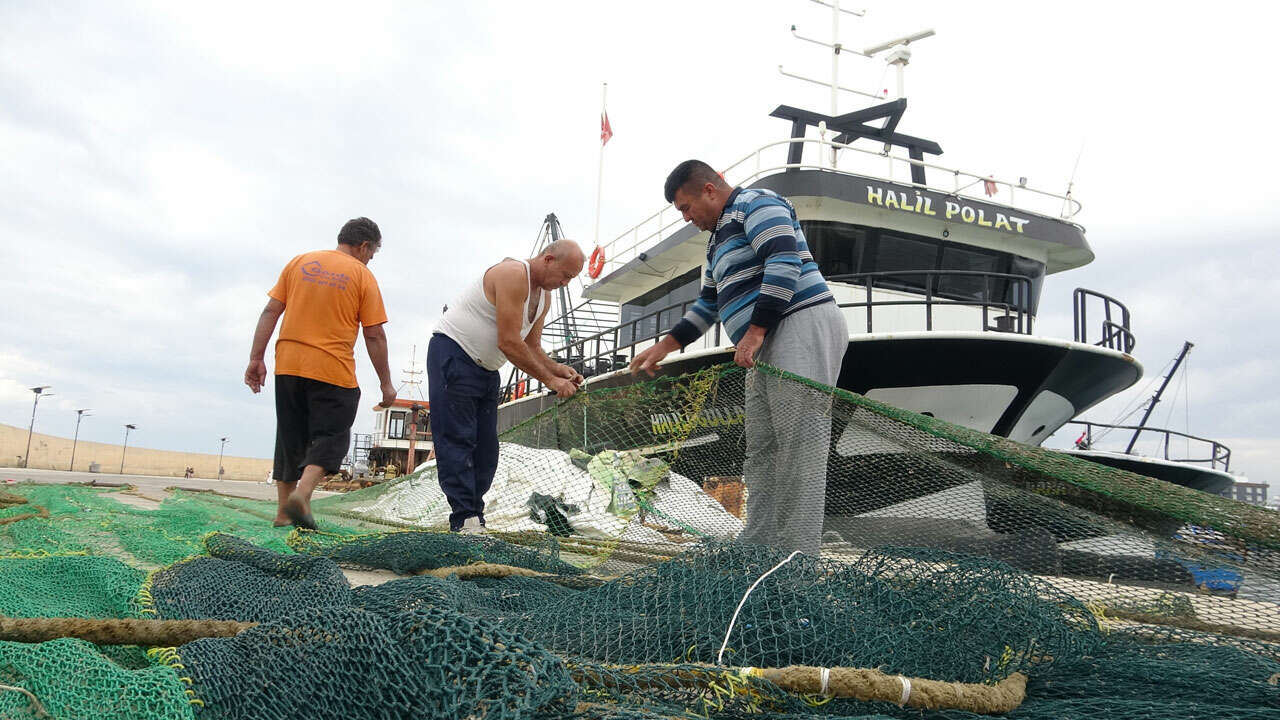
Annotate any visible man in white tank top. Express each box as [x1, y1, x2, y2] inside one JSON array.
[[428, 240, 586, 533]]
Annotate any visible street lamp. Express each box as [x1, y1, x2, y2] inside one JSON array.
[[218, 437, 229, 480], [120, 424, 137, 474], [69, 409, 92, 471], [23, 386, 53, 469]]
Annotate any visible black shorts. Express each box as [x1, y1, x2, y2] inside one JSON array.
[[273, 374, 361, 484]]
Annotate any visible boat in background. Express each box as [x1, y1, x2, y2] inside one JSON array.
[[496, 1, 1143, 455], [1061, 341, 1255, 501]]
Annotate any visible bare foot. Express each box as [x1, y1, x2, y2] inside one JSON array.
[[282, 494, 317, 531], [272, 516, 292, 527]]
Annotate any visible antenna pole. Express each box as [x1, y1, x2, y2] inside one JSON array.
[[1126, 341, 1194, 454], [828, 1, 841, 166], [830, 1, 839, 117]]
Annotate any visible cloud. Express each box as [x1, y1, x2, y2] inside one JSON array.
[[3, 0, 1277, 504]]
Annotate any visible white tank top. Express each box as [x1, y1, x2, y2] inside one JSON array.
[[435, 259, 548, 371]]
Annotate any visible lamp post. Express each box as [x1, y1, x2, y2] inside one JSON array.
[[120, 424, 137, 474], [218, 437, 228, 480], [23, 386, 53, 469], [69, 409, 92, 471]]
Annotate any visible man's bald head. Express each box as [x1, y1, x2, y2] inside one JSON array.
[[544, 239, 585, 264], [531, 239, 585, 290]]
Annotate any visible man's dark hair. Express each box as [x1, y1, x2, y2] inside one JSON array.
[[664, 159, 726, 203], [337, 217, 382, 247]]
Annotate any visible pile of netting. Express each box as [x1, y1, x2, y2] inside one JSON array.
[[0, 363, 1277, 719]]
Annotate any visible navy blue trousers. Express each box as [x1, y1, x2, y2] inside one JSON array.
[[427, 333, 500, 532]]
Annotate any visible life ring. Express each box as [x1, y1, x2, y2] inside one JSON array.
[[588, 245, 606, 279]]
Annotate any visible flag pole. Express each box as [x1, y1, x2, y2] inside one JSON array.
[[593, 82, 607, 249]]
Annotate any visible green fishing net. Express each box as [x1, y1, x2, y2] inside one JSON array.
[[0, 363, 1277, 719], [287, 528, 583, 575], [0, 638, 193, 720]]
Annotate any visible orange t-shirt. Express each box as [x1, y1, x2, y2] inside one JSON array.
[[268, 249, 388, 388]]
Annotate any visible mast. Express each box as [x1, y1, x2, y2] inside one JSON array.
[[400, 345, 426, 401], [530, 213, 577, 348], [548, 213, 575, 347], [1126, 341, 1193, 454], [781, 4, 932, 170]]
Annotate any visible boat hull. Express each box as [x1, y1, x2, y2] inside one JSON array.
[[1060, 449, 1236, 495], [497, 331, 1141, 448]]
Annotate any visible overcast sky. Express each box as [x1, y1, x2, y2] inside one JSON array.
[[3, 1, 1277, 491]]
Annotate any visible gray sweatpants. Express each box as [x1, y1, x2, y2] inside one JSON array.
[[738, 302, 848, 556]]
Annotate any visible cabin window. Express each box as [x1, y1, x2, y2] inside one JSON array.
[[875, 232, 939, 273], [800, 220, 1045, 314], [803, 221, 866, 278], [388, 411, 405, 439], [939, 246, 1002, 300], [873, 232, 939, 292]]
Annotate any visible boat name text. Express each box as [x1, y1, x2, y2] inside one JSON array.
[[865, 187, 1030, 234]]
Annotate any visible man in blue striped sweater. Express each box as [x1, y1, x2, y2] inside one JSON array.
[[630, 160, 848, 556]]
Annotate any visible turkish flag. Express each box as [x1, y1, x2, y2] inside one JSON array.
[[600, 111, 613, 146]]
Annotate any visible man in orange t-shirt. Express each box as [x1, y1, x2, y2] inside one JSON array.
[[244, 217, 397, 529]]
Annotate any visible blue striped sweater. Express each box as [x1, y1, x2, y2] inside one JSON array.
[[670, 187, 834, 347]]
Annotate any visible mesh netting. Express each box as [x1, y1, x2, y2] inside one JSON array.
[[147, 533, 353, 622], [287, 528, 584, 576], [0, 484, 365, 566], [178, 604, 577, 720], [0, 556, 145, 620], [1, 363, 1278, 719], [0, 638, 194, 720]]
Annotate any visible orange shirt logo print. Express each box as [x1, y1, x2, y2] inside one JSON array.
[[300, 260, 351, 290]]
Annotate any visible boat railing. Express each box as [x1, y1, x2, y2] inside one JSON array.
[[503, 269, 1037, 401], [595, 135, 1083, 278], [1073, 288, 1136, 353], [542, 297, 620, 346], [502, 297, 707, 402], [1066, 420, 1231, 471], [370, 425, 431, 444]]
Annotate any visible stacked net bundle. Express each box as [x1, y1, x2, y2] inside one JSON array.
[[151, 535, 580, 719], [176, 603, 577, 720], [309, 362, 1280, 718], [287, 528, 583, 575], [147, 533, 353, 622], [139, 533, 1280, 718]]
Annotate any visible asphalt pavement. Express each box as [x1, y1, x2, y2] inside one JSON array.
[[3, 467, 286, 501]]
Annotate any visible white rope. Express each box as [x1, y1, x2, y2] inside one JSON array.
[[819, 667, 831, 696], [716, 550, 802, 665], [897, 675, 913, 706], [0, 683, 51, 719]]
